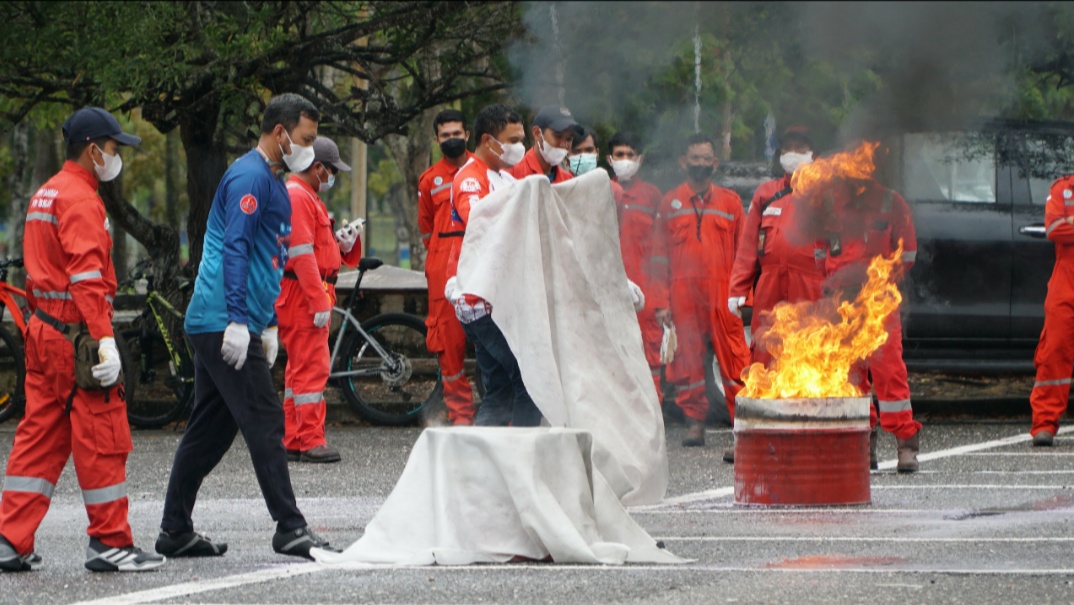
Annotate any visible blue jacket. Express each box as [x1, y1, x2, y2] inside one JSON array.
[[186, 150, 291, 335]]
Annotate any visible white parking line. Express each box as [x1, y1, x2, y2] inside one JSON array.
[[658, 536, 1074, 543]]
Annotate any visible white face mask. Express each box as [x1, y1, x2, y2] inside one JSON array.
[[281, 130, 315, 173], [538, 133, 569, 167], [317, 166, 335, 193], [490, 138, 526, 167], [780, 151, 813, 176], [609, 158, 639, 182], [92, 145, 123, 182]]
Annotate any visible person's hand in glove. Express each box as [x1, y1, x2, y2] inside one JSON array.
[[728, 296, 747, 317], [444, 276, 461, 303], [335, 218, 364, 254], [313, 310, 331, 329], [221, 322, 251, 370], [627, 280, 645, 312], [261, 327, 279, 367], [92, 336, 122, 387]]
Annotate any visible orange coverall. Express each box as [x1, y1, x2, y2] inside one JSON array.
[[652, 182, 750, 422], [1030, 175, 1074, 437], [508, 148, 574, 182], [0, 161, 132, 555], [615, 177, 666, 397], [813, 179, 921, 439], [728, 176, 825, 366], [275, 176, 361, 451], [418, 155, 476, 424]]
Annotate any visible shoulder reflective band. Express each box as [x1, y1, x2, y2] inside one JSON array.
[[70, 270, 103, 284], [26, 212, 58, 225], [82, 481, 127, 505], [3, 475, 55, 499], [702, 208, 735, 221], [430, 182, 453, 195], [623, 204, 657, 215], [288, 243, 314, 257]]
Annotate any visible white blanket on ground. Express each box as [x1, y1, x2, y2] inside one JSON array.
[[312, 428, 682, 566], [455, 169, 669, 506]]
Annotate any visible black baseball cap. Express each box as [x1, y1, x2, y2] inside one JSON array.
[[62, 107, 141, 147], [312, 136, 352, 172], [533, 106, 582, 136], [778, 125, 814, 149]]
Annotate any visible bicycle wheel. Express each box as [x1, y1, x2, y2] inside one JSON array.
[[0, 326, 24, 424], [120, 327, 194, 428], [338, 312, 442, 426]]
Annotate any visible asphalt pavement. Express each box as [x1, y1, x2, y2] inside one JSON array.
[[1, 415, 1073, 605]]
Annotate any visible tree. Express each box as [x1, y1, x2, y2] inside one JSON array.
[[0, 1, 520, 287]]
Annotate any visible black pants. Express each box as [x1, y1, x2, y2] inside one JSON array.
[[160, 331, 306, 534], [462, 315, 542, 427]]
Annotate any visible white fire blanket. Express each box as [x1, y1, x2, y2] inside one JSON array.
[[312, 427, 683, 566], [457, 169, 669, 506]]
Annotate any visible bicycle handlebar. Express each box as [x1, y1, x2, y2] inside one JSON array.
[[0, 258, 23, 269]]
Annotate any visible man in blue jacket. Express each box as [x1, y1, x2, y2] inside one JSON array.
[[156, 93, 339, 560]]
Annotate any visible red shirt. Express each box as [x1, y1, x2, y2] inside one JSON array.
[[508, 148, 574, 182], [25, 161, 117, 339], [418, 153, 473, 302]]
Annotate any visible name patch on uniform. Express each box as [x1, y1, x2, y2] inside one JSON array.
[[671, 199, 682, 210], [240, 194, 258, 214], [762, 206, 782, 217], [459, 178, 481, 193], [434, 176, 444, 186]]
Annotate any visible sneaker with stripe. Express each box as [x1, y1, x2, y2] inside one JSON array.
[[85, 538, 166, 572], [0, 534, 38, 572], [155, 531, 227, 557], [272, 526, 340, 560]]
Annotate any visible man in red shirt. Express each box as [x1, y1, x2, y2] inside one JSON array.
[[0, 107, 164, 572], [728, 127, 825, 367], [608, 132, 665, 400], [444, 104, 542, 426], [509, 106, 579, 183], [277, 137, 360, 463], [418, 110, 476, 426], [652, 134, 750, 450]]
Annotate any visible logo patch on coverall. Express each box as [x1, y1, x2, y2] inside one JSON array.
[[434, 176, 443, 186], [459, 178, 481, 193], [240, 194, 258, 214]]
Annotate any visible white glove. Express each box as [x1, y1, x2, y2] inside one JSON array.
[[444, 276, 461, 303], [728, 296, 747, 317], [335, 219, 364, 253], [221, 322, 251, 370], [313, 310, 331, 329], [627, 280, 645, 312], [660, 324, 678, 365], [92, 336, 122, 387], [261, 327, 279, 367]]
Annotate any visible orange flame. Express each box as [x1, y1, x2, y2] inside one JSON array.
[[791, 141, 880, 198], [740, 244, 903, 399]]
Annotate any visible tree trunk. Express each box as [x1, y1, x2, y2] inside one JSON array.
[[383, 108, 436, 271], [6, 122, 32, 287], [720, 100, 734, 161], [165, 129, 181, 233], [179, 104, 227, 273]]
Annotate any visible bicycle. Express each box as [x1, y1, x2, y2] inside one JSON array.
[[328, 257, 442, 426], [118, 259, 195, 429], [0, 258, 28, 423]]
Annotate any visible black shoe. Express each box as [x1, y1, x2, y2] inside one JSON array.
[[85, 538, 166, 572], [0, 534, 35, 572], [272, 526, 340, 560], [286, 449, 301, 462], [155, 531, 227, 557], [1033, 430, 1055, 447], [300, 445, 342, 464]]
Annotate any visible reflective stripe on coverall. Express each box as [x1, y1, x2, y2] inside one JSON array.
[[1030, 175, 1074, 437], [0, 161, 132, 555], [275, 176, 362, 451], [652, 182, 750, 422], [616, 177, 666, 399], [813, 180, 920, 440], [419, 155, 475, 424], [728, 176, 825, 366]]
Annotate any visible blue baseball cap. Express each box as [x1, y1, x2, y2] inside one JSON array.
[[62, 107, 141, 147]]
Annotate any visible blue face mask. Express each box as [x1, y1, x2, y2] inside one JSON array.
[[569, 153, 598, 176]]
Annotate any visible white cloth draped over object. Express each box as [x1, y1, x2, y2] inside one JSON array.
[[456, 170, 669, 506], [313, 428, 682, 566]]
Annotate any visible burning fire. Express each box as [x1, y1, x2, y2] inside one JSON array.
[[740, 244, 904, 399], [791, 141, 880, 198]]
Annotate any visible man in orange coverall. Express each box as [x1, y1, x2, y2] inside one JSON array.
[[0, 107, 165, 572], [418, 109, 476, 426], [651, 133, 750, 449], [608, 131, 666, 400], [509, 106, 579, 182], [277, 137, 360, 463], [728, 127, 825, 367], [813, 176, 922, 473], [1029, 174, 1074, 448]]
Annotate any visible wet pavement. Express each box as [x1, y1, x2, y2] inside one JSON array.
[[0, 418, 1072, 604]]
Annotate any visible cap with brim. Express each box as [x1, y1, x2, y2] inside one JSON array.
[[311, 136, 352, 172], [62, 107, 141, 147], [533, 106, 581, 135], [778, 126, 813, 149]]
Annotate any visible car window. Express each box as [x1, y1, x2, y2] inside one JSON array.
[[902, 133, 996, 203], [1021, 134, 1074, 206]]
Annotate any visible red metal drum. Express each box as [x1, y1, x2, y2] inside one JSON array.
[[733, 396, 872, 507]]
